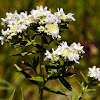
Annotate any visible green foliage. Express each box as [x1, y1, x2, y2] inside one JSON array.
[[43, 86, 67, 96], [59, 77, 72, 91], [9, 89, 15, 100], [0, 79, 14, 90]]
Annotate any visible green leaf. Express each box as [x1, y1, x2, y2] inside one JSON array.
[[25, 41, 32, 46], [21, 52, 28, 56], [9, 89, 15, 100], [98, 84, 100, 86], [78, 81, 85, 91], [71, 94, 75, 100], [11, 51, 39, 57], [29, 77, 47, 82], [59, 77, 72, 91], [0, 79, 14, 88], [44, 86, 67, 96], [21, 87, 24, 100], [14, 64, 22, 71], [71, 87, 79, 96], [85, 89, 96, 92], [0, 87, 13, 90], [14, 64, 39, 85], [80, 71, 89, 83], [57, 38, 62, 41]]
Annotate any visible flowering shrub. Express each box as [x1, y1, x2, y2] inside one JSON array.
[[0, 6, 99, 100]]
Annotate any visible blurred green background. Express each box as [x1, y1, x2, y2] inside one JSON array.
[[0, 0, 100, 100]]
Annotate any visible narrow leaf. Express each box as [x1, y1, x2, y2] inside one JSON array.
[[9, 89, 15, 100], [59, 77, 72, 91], [14, 64, 39, 85], [80, 71, 89, 83], [85, 89, 96, 92], [21, 52, 28, 56], [0, 87, 13, 90], [71, 94, 75, 100], [29, 77, 47, 82], [14, 64, 22, 71], [0, 79, 14, 88], [71, 87, 79, 96], [25, 41, 32, 46], [11, 51, 39, 57], [44, 86, 67, 96], [21, 87, 24, 100]]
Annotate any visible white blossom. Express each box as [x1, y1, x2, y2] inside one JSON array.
[[66, 13, 75, 21], [62, 49, 80, 63], [54, 8, 75, 22], [44, 49, 60, 63], [44, 41, 85, 63], [44, 50, 52, 61], [44, 23, 60, 38], [0, 36, 5, 45], [37, 26, 45, 33], [30, 6, 60, 24], [88, 65, 100, 81], [60, 41, 84, 63], [69, 42, 85, 53], [0, 6, 76, 45]]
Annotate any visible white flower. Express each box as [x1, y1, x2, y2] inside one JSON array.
[[58, 41, 84, 63], [2, 29, 11, 36], [44, 23, 60, 38], [60, 41, 68, 49], [88, 65, 100, 81], [44, 41, 84, 64], [44, 49, 60, 63], [66, 13, 75, 21], [0, 6, 76, 45], [30, 6, 61, 24], [0, 36, 5, 45], [30, 6, 51, 23], [1, 10, 31, 43], [44, 50, 52, 61], [97, 71, 100, 81], [54, 8, 66, 22], [62, 49, 80, 63], [37, 26, 45, 33], [69, 42, 85, 53], [88, 66, 97, 78], [54, 8, 75, 22]]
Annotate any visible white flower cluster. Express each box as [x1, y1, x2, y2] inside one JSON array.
[[0, 11, 33, 45], [88, 65, 100, 81], [38, 23, 60, 38], [0, 6, 75, 45], [54, 8, 75, 22], [44, 41, 85, 63]]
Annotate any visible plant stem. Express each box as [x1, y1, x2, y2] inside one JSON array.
[[39, 84, 44, 100], [39, 36, 44, 100]]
